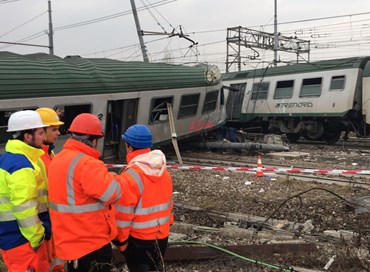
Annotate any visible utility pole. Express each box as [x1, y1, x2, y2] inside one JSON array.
[[48, 0, 54, 55], [130, 0, 149, 62], [273, 0, 278, 66]]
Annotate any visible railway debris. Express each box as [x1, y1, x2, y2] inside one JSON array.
[[165, 242, 318, 261], [188, 140, 291, 152], [113, 242, 318, 271], [169, 149, 370, 271], [347, 195, 370, 215]]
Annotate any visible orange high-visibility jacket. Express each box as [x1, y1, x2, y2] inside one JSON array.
[[40, 143, 65, 271], [48, 139, 122, 260], [115, 148, 173, 246], [40, 144, 55, 174]]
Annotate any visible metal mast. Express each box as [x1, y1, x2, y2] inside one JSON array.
[[48, 0, 54, 55], [273, 0, 278, 66], [225, 27, 310, 72], [130, 0, 149, 62]]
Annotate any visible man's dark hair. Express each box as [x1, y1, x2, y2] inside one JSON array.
[[71, 132, 101, 148], [126, 142, 139, 151], [13, 129, 36, 141]]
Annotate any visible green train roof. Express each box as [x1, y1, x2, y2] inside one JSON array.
[[0, 51, 219, 100], [223, 57, 370, 80]]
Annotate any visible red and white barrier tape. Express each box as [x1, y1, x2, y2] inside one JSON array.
[[106, 164, 370, 175]]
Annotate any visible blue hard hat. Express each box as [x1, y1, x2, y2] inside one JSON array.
[[122, 124, 153, 148]]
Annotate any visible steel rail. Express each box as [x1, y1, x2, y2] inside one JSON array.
[[169, 156, 370, 188]]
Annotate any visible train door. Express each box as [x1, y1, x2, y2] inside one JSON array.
[[363, 61, 370, 135], [103, 99, 138, 162], [226, 83, 246, 120]]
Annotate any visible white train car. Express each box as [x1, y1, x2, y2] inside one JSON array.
[[223, 57, 370, 144], [363, 61, 370, 127], [0, 52, 226, 161]]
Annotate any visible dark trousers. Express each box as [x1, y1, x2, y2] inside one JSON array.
[[66, 243, 113, 272], [123, 236, 168, 272]]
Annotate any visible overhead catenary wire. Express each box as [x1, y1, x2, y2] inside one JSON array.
[[47, 6, 370, 67], [149, 39, 224, 59], [0, 0, 177, 51], [0, 31, 45, 50], [54, 0, 177, 32], [104, 45, 140, 58], [143, 0, 175, 30], [282, 18, 370, 34], [83, 12, 370, 69], [251, 11, 370, 29], [0, 0, 20, 4], [0, 30, 45, 50], [83, 36, 171, 58], [0, 11, 47, 38], [2, 2, 369, 71], [139, 0, 167, 33]]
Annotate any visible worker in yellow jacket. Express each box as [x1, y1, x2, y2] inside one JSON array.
[[0, 110, 50, 271]]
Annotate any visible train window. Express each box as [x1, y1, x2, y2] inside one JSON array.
[[220, 88, 225, 106], [202, 90, 219, 113], [300, 77, 322, 97], [53, 104, 91, 135], [178, 94, 200, 119], [251, 82, 269, 100], [230, 83, 246, 93], [0, 108, 36, 144], [150, 97, 173, 123], [274, 80, 294, 99], [329, 76, 345, 91]]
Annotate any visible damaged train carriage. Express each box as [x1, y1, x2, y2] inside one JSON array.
[[0, 52, 226, 161], [223, 57, 370, 144]]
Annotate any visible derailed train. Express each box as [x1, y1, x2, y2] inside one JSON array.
[[222, 57, 370, 144], [0, 52, 226, 161]]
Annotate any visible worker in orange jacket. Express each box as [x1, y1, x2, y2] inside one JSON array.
[[36, 107, 65, 272], [48, 113, 122, 272], [114, 124, 173, 272]]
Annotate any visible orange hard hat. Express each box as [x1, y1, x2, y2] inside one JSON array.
[[68, 113, 104, 137]]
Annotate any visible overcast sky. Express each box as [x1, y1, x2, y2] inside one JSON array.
[[1, 0, 370, 71]]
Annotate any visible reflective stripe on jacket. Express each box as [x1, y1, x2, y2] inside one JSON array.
[[0, 140, 50, 250], [115, 148, 173, 244], [48, 139, 122, 260]]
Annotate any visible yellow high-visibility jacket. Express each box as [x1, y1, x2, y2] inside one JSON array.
[[0, 139, 50, 250]]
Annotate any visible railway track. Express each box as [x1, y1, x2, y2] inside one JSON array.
[[167, 155, 370, 188], [291, 137, 370, 150]]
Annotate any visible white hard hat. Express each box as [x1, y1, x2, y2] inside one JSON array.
[[7, 110, 49, 132]]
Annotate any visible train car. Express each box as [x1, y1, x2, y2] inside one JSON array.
[[0, 52, 226, 161], [222, 57, 370, 144]]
